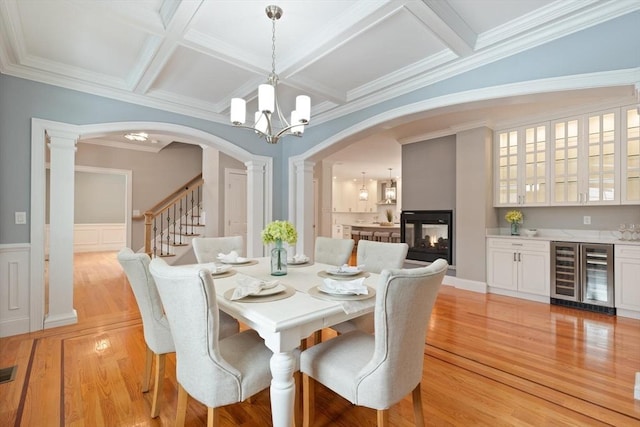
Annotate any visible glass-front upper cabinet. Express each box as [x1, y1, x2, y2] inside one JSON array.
[[494, 123, 549, 206], [551, 109, 619, 205], [621, 105, 640, 204]]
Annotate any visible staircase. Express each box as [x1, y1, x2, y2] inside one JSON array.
[[143, 174, 204, 264]]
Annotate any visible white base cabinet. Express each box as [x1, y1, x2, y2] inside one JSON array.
[[614, 245, 640, 319], [487, 238, 550, 302]]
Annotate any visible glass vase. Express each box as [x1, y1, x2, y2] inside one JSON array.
[[270, 239, 287, 276], [510, 222, 520, 236]]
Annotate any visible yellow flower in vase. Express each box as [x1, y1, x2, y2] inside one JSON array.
[[505, 210, 523, 236]]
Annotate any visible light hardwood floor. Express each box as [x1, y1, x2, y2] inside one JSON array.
[[1, 251, 639, 426]]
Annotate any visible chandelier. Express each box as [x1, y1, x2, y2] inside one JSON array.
[[230, 5, 310, 144], [359, 172, 369, 201]]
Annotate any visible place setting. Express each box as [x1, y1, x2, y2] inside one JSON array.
[[223, 276, 295, 303], [217, 250, 258, 267], [209, 263, 236, 278], [308, 275, 375, 302], [287, 253, 311, 267], [317, 264, 370, 280]]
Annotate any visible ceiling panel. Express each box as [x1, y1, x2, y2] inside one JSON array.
[[17, 0, 153, 79], [151, 46, 259, 106], [300, 6, 449, 95], [448, 0, 555, 34]]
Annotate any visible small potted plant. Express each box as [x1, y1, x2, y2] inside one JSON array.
[[381, 209, 394, 226]]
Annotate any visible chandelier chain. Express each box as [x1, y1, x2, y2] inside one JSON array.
[[271, 17, 277, 78]]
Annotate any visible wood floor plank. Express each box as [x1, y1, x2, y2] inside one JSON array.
[[0, 251, 638, 426]]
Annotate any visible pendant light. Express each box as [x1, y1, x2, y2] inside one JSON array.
[[384, 168, 396, 203], [359, 172, 369, 201]]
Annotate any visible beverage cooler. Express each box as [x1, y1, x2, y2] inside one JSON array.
[[550, 242, 615, 315]]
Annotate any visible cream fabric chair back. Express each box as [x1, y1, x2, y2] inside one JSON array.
[[360, 259, 447, 407], [300, 259, 448, 426], [149, 257, 272, 410], [117, 248, 174, 354], [314, 236, 354, 265], [192, 236, 243, 264], [356, 240, 408, 273], [117, 248, 175, 418]]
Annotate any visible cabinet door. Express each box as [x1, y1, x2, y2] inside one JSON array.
[[332, 180, 343, 212], [487, 248, 518, 291], [584, 111, 618, 204], [494, 124, 549, 207], [621, 106, 640, 204], [615, 245, 640, 311], [552, 117, 581, 204], [518, 249, 550, 296], [495, 130, 519, 206], [522, 125, 548, 205], [551, 110, 619, 205]]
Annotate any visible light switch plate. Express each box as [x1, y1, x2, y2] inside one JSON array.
[[15, 212, 27, 224]]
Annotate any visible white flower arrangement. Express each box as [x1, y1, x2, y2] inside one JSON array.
[[261, 220, 298, 245]]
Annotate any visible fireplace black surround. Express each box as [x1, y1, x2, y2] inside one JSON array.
[[401, 210, 453, 265]]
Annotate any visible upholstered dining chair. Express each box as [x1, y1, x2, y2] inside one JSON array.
[[117, 248, 239, 418], [356, 239, 409, 274], [148, 257, 275, 427], [192, 236, 244, 264], [329, 240, 409, 335], [314, 236, 354, 266], [301, 259, 448, 427]]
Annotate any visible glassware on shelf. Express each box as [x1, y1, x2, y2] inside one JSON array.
[[618, 224, 627, 240], [629, 224, 638, 241]]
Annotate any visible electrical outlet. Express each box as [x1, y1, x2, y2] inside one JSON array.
[[15, 212, 26, 224], [583, 216, 591, 225]]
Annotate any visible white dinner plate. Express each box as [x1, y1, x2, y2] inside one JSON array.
[[308, 285, 375, 301], [326, 268, 361, 276], [318, 283, 368, 296], [211, 264, 232, 275], [221, 257, 251, 265], [288, 258, 310, 265]]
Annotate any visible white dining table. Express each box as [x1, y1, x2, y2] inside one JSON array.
[[210, 257, 379, 427]]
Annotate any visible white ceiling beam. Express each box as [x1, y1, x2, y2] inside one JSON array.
[[131, 0, 204, 94], [407, 0, 476, 56]]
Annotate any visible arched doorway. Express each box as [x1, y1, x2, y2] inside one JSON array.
[[30, 119, 272, 332]]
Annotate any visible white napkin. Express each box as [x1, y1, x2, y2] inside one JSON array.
[[231, 277, 281, 300], [288, 254, 309, 263], [321, 277, 368, 295], [217, 251, 239, 263]]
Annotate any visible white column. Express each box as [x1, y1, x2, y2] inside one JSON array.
[[293, 160, 315, 258], [201, 146, 220, 237], [45, 130, 79, 329], [245, 159, 269, 257]]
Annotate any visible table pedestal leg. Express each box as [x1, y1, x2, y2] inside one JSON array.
[[270, 351, 296, 427]]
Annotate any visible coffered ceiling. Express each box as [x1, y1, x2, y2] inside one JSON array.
[[1, 0, 638, 179]]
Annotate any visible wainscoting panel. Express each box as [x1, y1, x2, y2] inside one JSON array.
[[45, 223, 126, 253], [0, 244, 30, 337]]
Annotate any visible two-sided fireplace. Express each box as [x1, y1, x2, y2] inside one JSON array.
[[400, 210, 453, 265]]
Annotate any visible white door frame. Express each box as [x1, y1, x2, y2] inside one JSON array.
[[30, 119, 272, 332], [224, 168, 248, 253]]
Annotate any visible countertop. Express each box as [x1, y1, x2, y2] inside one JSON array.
[[342, 223, 400, 229], [486, 228, 640, 246]]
